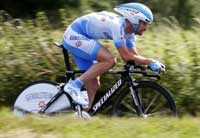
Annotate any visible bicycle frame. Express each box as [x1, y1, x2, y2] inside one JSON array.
[[39, 68, 144, 116]]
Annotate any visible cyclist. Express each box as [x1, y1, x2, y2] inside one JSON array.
[[62, 3, 165, 109]]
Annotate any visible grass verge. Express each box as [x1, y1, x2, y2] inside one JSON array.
[[0, 108, 200, 138]]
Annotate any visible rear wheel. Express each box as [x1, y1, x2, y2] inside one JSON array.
[[13, 80, 72, 116], [112, 81, 177, 117]]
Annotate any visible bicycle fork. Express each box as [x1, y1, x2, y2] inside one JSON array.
[[128, 81, 147, 117]]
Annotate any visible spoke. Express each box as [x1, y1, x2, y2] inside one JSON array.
[[121, 100, 136, 113], [151, 101, 165, 113], [144, 93, 161, 114]]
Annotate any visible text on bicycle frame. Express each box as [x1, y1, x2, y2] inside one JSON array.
[[92, 79, 122, 112]]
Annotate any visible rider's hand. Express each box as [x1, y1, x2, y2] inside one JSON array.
[[149, 60, 165, 73]]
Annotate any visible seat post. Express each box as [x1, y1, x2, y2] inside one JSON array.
[[62, 47, 75, 80], [62, 47, 72, 71]]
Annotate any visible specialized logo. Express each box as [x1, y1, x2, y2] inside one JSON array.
[[92, 79, 122, 112]]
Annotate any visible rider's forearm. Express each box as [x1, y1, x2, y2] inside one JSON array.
[[131, 54, 152, 65], [117, 46, 152, 65], [128, 48, 152, 65], [120, 52, 152, 65]]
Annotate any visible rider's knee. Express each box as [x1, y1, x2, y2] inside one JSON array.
[[106, 57, 117, 67]]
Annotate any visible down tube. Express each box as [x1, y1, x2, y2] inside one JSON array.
[[90, 77, 126, 115]]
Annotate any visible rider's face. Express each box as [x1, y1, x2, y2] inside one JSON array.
[[136, 21, 148, 35]]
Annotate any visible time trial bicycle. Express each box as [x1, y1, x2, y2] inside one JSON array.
[[13, 42, 177, 119]]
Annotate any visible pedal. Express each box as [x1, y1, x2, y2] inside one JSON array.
[[76, 105, 83, 118], [72, 104, 91, 119], [72, 101, 89, 109]]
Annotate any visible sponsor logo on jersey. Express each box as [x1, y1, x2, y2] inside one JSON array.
[[75, 40, 82, 47], [70, 35, 89, 41]]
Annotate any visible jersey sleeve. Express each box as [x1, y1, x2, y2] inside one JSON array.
[[125, 34, 136, 48], [111, 21, 126, 48]]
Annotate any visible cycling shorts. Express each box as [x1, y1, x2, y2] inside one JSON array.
[[62, 26, 102, 70]]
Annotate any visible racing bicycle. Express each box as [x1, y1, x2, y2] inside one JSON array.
[[13, 42, 177, 118]]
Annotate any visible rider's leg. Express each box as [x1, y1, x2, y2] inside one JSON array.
[[70, 46, 116, 107], [79, 47, 116, 110], [79, 46, 116, 82], [66, 46, 116, 106], [62, 27, 116, 106], [84, 77, 100, 111]]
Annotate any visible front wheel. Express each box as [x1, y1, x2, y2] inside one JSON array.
[[112, 81, 177, 117]]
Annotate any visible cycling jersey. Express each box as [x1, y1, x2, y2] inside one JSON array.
[[62, 11, 136, 70]]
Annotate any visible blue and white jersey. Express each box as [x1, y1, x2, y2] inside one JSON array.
[[64, 11, 136, 48]]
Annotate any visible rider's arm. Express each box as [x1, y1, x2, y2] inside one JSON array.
[[111, 22, 152, 65], [128, 47, 139, 55], [117, 46, 152, 65]]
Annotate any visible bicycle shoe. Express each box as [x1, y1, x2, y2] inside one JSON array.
[[64, 81, 88, 106]]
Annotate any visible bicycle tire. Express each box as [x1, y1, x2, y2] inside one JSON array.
[[13, 80, 72, 116], [112, 81, 177, 117]]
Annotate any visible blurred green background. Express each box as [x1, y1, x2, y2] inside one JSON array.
[[0, 0, 200, 116]]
